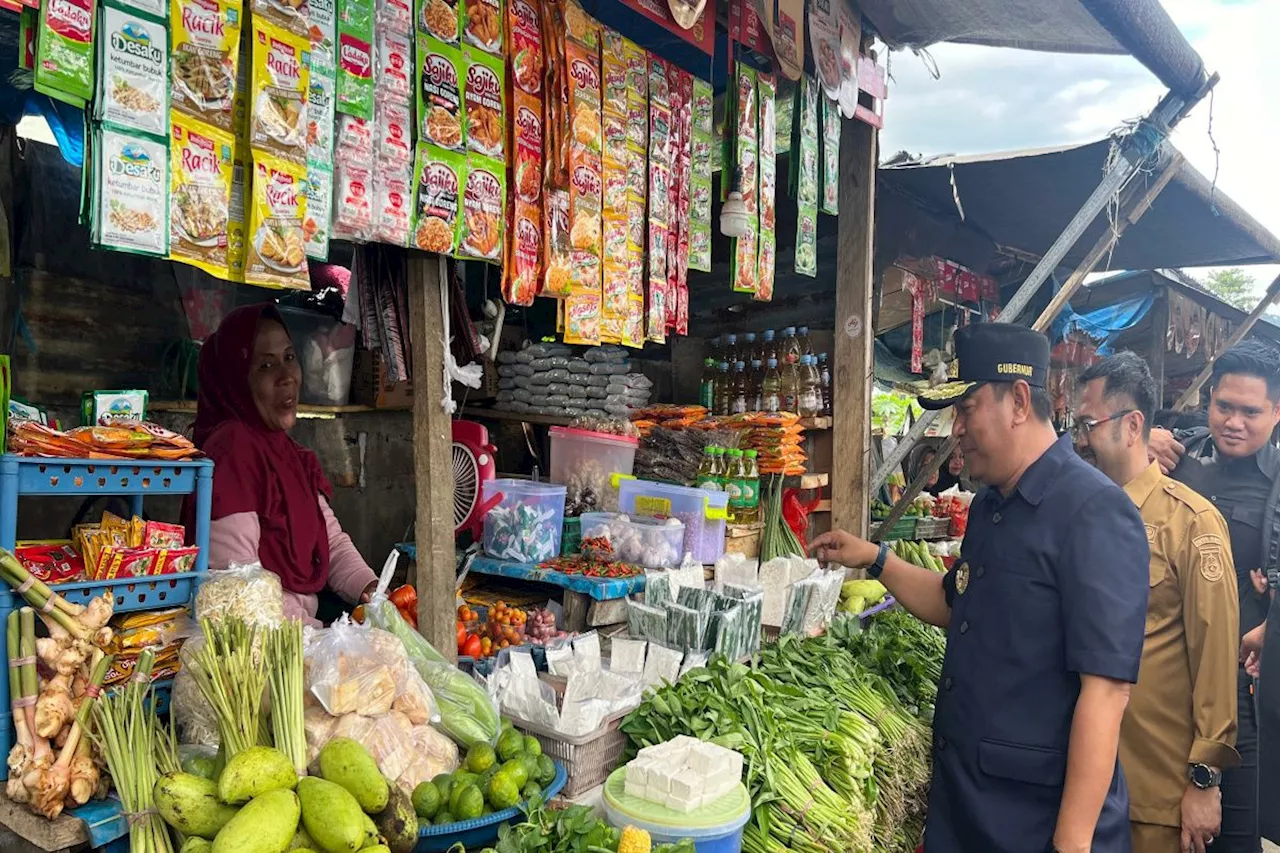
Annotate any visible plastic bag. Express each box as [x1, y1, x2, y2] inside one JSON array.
[[172, 635, 221, 747], [584, 345, 628, 363], [305, 616, 440, 722], [195, 562, 285, 627], [623, 373, 654, 389], [497, 351, 518, 365], [365, 585, 500, 747], [530, 356, 571, 371], [567, 358, 591, 374], [585, 373, 610, 387], [306, 709, 459, 796]]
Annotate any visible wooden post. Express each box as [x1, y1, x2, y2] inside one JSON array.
[[408, 254, 459, 661], [1150, 287, 1168, 409], [1173, 271, 1280, 411], [832, 117, 876, 537]]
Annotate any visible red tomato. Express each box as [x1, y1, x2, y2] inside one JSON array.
[[462, 634, 482, 658], [456, 623, 468, 650]]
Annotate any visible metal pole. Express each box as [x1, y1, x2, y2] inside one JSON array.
[[869, 90, 1189, 494]]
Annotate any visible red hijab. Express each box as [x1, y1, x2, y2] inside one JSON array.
[[194, 304, 333, 594]]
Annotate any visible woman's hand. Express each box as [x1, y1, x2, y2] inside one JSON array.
[[360, 580, 378, 603], [809, 530, 879, 569]]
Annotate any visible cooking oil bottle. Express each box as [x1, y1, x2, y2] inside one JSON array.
[[762, 357, 782, 412], [696, 445, 722, 491], [737, 449, 760, 524], [818, 352, 832, 416], [713, 361, 731, 415], [731, 361, 748, 414], [748, 359, 764, 411], [724, 448, 745, 522], [798, 354, 822, 417], [761, 329, 779, 365], [782, 326, 802, 365], [781, 356, 801, 413], [699, 358, 717, 409], [797, 325, 814, 359]]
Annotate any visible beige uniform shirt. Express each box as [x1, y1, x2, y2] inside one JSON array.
[[1120, 462, 1240, 827]]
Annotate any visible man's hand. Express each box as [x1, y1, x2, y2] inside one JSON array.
[[1252, 569, 1270, 596], [1180, 784, 1221, 853], [1242, 622, 1265, 677], [1148, 428, 1186, 474], [809, 530, 878, 569]]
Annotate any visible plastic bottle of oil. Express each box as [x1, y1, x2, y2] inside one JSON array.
[[724, 333, 739, 367], [781, 356, 801, 413], [762, 358, 782, 413], [782, 326, 802, 365], [713, 362, 731, 415], [761, 329, 779, 365], [748, 359, 764, 411], [724, 449, 745, 522], [742, 332, 758, 367], [797, 325, 814, 359], [818, 352, 832, 416], [798, 354, 822, 417], [738, 449, 760, 524], [699, 358, 717, 409], [696, 445, 721, 491], [731, 361, 748, 415]]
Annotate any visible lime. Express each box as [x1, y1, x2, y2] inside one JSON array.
[[411, 781, 442, 820], [519, 754, 540, 783], [500, 759, 529, 789], [181, 755, 218, 780], [482, 805, 494, 816], [536, 755, 556, 786], [521, 782, 542, 803], [454, 784, 485, 821], [497, 729, 525, 762], [450, 781, 479, 817], [501, 719, 514, 733], [487, 773, 520, 810], [434, 811, 455, 826], [432, 774, 456, 803], [453, 771, 480, 790], [522, 736, 542, 758], [466, 743, 497, 774], [478, 765, 499, 791]]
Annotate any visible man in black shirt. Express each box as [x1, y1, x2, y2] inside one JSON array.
[[1149, 341, 1280, 851]]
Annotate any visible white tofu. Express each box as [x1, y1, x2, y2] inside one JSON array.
[[637, 744, 665, 762], [669, 768, 701, 802], [664, 789, 700, 813], [686, 742, 720, 775], [624, 777, 647, 800], [648, 769, 673, 795], [625, 760, 652, 789]]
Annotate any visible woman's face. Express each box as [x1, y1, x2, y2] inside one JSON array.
[[249, 320, 301, 432], [948, 450, 965, 476]]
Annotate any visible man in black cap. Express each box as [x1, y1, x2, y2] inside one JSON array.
[[811, 323, 1151, 853]]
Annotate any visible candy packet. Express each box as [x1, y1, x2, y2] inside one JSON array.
[[331, 160, 375, 240], [373, 158, 414, 245]]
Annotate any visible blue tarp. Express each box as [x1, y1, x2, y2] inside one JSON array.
[[1051, 293, 1155, 355]]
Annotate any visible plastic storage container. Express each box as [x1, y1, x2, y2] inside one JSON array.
[[549, 427, 639, 514], [602, 767, 750, 853], [617, 479, 729, 564], [578, 512, 685, 568], [278, 305, 358, 406], [481, 479, 567, 562]]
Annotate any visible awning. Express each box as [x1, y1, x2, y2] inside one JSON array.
[[878, 139, 1280, 271], [858, 0, 1207, 97]]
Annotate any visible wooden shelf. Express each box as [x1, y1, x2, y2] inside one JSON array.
[[149, 400, 383, 418], [459, 406, 574, 427], [799, 416, 832, 430], [811, 499, 833, 513]]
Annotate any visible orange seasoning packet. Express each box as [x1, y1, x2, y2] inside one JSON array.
[[504, 91, 542, 305]]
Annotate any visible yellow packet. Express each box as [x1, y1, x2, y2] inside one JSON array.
[[249, 19, 310, 162], [169, 114, 236, 279], [244, 154, 310, 289], [170, 0, 246, 133]]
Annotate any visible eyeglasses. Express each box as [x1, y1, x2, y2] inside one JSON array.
[[1072, 409, 1136, 439]]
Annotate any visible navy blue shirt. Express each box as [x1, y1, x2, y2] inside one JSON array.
[[924, 435, 1150, 853]]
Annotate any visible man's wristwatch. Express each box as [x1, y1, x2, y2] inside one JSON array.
[[868, 541, 891, 579], [1189, 763, 1221, 789]]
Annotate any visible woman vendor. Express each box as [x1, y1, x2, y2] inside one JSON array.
[[193, 303, 377, 626]]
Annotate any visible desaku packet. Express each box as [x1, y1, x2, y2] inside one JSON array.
[[95, 0, 169, 136], [91, 125, 169, 258]]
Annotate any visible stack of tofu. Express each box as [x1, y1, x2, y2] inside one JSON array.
[[623, 735, 745, 813]]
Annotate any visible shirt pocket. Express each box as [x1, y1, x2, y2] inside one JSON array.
[[978, 738, 1067, 787]]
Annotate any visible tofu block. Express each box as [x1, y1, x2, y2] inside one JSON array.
[[669, 768, 701, 803], [648, 769, 673, 795], [625, 760, 652, 789], [664, 789, 700, 813], [625, 777, 647, 799], [724, 749, 744, 782]]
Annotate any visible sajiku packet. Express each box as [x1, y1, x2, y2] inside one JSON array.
[[458, 154, 504, 261], [416, 35, 465, 150], [755, 72, 777, 302], [243, 154, 310, 289], [417, 0, 458, 43], [96, 0, 168, 136], [410, 142, 464, 253], [507, 0, 540, 94], [463, 46, 504, 160], [462, 0, 500, 54]]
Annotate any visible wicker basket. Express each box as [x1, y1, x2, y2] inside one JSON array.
[[510, 711, 630, 798], [914, 516, 952, 539]]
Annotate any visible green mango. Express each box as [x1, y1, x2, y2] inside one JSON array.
[[318, 738, 389, 814], [210, 789, 300, 853], [372, 785, 418, 853], [180, 839, 213, 853], [218, 746, 298, 805], [154, 772, 240, 839], [298, 776, 369, 853]]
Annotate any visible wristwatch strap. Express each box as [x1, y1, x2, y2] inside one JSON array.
[[868, 541, 891, 579]]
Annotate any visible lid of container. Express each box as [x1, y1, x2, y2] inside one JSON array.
[[548, 426, 639, 446], [483, 478, 568, 495], [603, 767, 750, 832]]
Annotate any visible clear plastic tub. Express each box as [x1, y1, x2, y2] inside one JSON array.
[[617, 480, 729, 564], [602, 767, 750, 853], [482, 479, 567, 563], [278, 306, 358, 406], [549, 427, 639, 514], [578, 512, 685, 568]]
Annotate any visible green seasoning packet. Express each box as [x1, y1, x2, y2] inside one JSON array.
[[96, 0, 169, 137], [36, 0, 98, 107], [794, 75, 819, 277], [304, 164, 332, 261], [91, 124, 169, 257], [755, 72, 777, 301], [688, 76, 713, 273], [730, 62, 758, 294], [336, 0, 374, 118], [410, 142, 465, 255], [458, 153, 505, 262], [820, 93, 840, 215]]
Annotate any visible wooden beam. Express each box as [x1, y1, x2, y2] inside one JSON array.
[[832, 117, 876, 537], [1173, 270, 1280, 411], [1150, 291, 1168, 409], [1031, 153, 1182, 333], [408, 254, 459, 661]]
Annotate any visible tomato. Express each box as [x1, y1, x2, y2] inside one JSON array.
[[457, 623, 468, 650], [462, 634, 483, 658]]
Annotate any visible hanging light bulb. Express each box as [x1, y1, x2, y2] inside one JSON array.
[[720, 166, 750, 238]]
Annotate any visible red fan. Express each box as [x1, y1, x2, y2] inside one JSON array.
[[453, 420, 498, 539]]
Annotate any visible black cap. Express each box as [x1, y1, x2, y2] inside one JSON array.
[[917, 323, 1050, 410]]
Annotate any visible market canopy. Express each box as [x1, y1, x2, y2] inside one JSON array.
[[878, 139, 1280, 272], [858, 0, 1207, 97]]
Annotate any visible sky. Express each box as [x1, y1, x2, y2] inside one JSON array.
[[877, 0, 1280, 303]]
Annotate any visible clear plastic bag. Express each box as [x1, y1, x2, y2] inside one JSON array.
[[623, 373, 654, 389], [195, 562, 285, 626], [172, 635, 220, 747], [497, 351, 518, 365], [567, 385, 589, 399], [497, 363, 519, 377], [498, 377, 515, 390], [585, 373, 610, 387], [546, 382, 572, 396], [305, 616, 439, 722], [525, 342, 573, 359], [530, 356, 571, 371], [512, 363, 535, 376]]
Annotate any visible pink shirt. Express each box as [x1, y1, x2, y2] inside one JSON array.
[[208, 496, 378, 627]]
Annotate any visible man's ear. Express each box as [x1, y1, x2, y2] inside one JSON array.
[[1011, 379, 1033, 426]]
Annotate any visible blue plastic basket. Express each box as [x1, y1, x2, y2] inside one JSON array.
[[415, 761, 568, 852]]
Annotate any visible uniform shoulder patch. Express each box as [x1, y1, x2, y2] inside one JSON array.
[[1162, 478, 1216, 514], [1143, 523, 1157, 544], [1192, 533, 1227, 582]]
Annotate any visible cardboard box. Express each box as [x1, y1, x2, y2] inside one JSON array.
[[350, 349, 413, 409]]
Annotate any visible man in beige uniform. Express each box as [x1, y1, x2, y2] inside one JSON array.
[[1076, 353, 1240, 853]]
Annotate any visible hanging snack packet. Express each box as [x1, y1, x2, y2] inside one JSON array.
[[168, 114, 235, 276], [794, 76, 819, 277], [92, 126, 168, 257], [375, 27, 413, 97], [251, 0, 308, 36], [306, 58, 337, 162], [563, 291, 601, 346], [309, 0, 336, 63], [36, 0, 97, 106], [458, 154, 504, 261], [373, 159, 414, 245], [688, 76, 712, 272], [820, 93, 840, 216], [506, 197, 540, 305], [334, 112, 374, 163], [730, 64, 758, 294], [755, 72, 777, 302], [416, 35, 465, 150], [511, 89, 540, 205], [250, 19, 311, 161], [303, 164, 332, 259], [244, 155, 310, 288], [96, 1, 168, 137], [170, 0, 243, 132], [417, 0, 457, 43], [411, 143, 463, 253], [336, 0, 374, 118], [508, 0, 540, 94], [463, 47, 504, 160], [331, 159, 374, 239], [374, 96, 414, 163], [541, 188, 571, 298], [462, 0, 499, 54]]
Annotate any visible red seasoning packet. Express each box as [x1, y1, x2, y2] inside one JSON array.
[[156, 546, 201, 575], [144, 520, 186, 549], [14, 543, 86, 584]]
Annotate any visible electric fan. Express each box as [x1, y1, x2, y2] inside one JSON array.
[[452, 420, 498, 540]]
